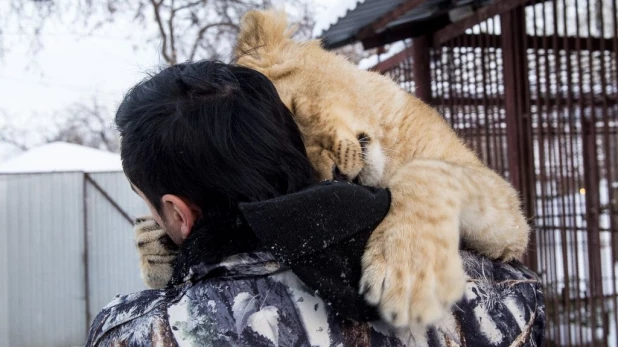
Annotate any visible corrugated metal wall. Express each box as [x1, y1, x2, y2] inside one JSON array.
[[0, 172, 86, 346], [86, 172, 148, 322], [0, 174, 9, 347], [0, 171, 149, 347]]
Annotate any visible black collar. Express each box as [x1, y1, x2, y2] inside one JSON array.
[[169, 212, 261, 285], [169, 181, 390, 321]]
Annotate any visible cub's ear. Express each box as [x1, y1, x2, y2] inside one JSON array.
[[235, 9, 293, 58]]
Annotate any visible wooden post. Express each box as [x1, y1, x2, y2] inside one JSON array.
[[501, 6, 537, 270], [412, 34, 432, 104]]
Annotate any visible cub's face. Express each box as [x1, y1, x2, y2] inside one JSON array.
[[258, 60, 387, 187], [234, 11, 387, 187]]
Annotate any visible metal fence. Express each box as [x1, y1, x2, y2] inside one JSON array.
[[374, 0, 617, 345], [0, 171, 147, 347]]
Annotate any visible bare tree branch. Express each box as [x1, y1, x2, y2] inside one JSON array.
[[173, 0, 204, 13], [3, 0, 317, 64], [0, 0, 316, 155], [0, 111, 29, 150], [168, 0, 177, 64], [0, 134, 29, 151], [0, 97, 119, 153], [150, 0, 172, 64], [189, 21, 238, 61]]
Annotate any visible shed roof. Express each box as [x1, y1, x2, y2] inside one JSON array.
[[314, 0, 492, 48], [0, 142, 122, 173]]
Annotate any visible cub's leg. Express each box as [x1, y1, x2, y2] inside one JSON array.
[[458, 165, 530, 261], [360, 160, 466, 329], [360, 159, 529, 330]]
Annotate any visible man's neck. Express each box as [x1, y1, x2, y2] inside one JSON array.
[[169, 212, 261, 285]]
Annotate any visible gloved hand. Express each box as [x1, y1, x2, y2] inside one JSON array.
[[134, 216, 178, 289]]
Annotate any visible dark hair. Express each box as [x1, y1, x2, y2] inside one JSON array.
[[116, 60, 314, 216]]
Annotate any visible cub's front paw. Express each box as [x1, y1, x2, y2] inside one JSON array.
[[359, 223, 466, 330], [134, 216, 178, 289], [306, 129, 365, 181]]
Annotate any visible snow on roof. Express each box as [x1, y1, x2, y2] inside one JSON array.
[[0, 142, 122, 173], [313, 0, 365, 38], [357, 41, 407, 70]]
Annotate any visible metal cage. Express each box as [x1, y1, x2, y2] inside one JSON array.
[[373, 0, 617, 345]]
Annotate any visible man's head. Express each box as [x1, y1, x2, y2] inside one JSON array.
[[116, 60, 314, 245]]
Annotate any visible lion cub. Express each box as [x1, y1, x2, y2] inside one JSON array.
[[232, 10, 530, 330]]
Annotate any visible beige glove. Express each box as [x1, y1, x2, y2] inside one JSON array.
[[134, 216, 178, 289]]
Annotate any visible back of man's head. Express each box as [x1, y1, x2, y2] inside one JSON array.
[[116, 60, 314, 215]]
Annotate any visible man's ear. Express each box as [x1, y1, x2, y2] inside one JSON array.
[[161, 194, 199, 241]]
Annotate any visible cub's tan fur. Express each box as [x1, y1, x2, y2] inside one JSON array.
[[233, 10, 530, 329], [133, 216, 177, 289]]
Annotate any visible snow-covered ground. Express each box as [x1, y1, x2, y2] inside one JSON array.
[[536, 178, 618, 345]]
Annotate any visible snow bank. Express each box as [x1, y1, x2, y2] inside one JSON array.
[[0, 142, 122, 173]]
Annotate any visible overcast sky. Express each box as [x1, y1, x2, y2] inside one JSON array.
[[0, 0, 333, 159]]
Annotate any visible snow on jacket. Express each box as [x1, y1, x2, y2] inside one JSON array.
[[86, 182, 544, 346], [86, 250, 543, 346]]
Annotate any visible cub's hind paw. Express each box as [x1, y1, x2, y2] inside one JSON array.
[[495, 242, 527, 262]]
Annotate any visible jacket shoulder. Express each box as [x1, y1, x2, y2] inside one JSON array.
[[86, 288, 178, 346]]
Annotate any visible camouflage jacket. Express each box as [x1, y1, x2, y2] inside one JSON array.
[[86, 250, 544, 346]]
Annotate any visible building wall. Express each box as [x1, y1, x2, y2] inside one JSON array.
[[0, 171, 149, 347], [86, 172, 148, 321], [0, 172, 86, 346], [0, 173, 9, 347]]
